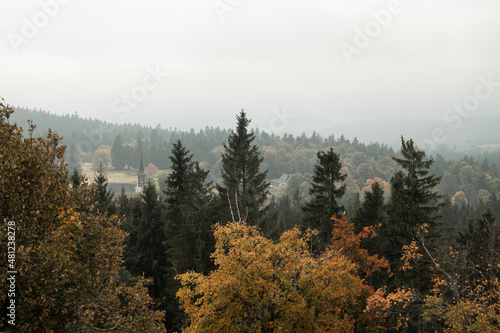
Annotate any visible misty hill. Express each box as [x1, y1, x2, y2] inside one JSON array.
[[8, 106, 500, 211]]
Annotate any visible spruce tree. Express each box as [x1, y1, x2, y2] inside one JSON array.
[[218, 110, 270, 228], [123, 180, 166, 299], [457, 208, 499, 281], [116, 186, 131, 219], [164, 140, 197, 275], [380, 137, 447, 289], [301, 148, 346, 249], [164, 140, 193, 208], [67, 143, 82, 175], [353, 181, 386, 254], [163, 140, 216, 331], [164, 140, 216, 274], [70, 167, 81, 188], [91, 166, 115, 215], [111, 134, 126, 170]]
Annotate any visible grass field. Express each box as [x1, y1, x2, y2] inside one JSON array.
[[81, 163, 145, 183]]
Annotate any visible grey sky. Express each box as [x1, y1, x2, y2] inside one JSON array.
[[1, 0, 499, 137]]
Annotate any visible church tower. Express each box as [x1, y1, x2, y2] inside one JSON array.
[[137, 154, 147, 189]]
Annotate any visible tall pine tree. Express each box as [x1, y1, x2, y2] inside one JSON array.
[[382, 138, 446, 262], [353, 181, 386, 254], [163, 140, 216, 331], [218, 110, 270, 229], [91, 166, 115, 215], [380, 137, 447, 292], [123, 180, 167, 299], [111, 134, 126, 170], [302, 148, 346, 249]]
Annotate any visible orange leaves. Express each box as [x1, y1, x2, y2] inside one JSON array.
[[177, 222, 369, 332], [329, 215, 391, 279], [364, 287, 415, 330], [145, 162, 159, 176], [400, 241, 423, 272], [360, 177, 390, 199]]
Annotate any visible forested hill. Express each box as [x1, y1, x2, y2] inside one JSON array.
[[3, 103, 500, 332], [9, 106, 500, 211]]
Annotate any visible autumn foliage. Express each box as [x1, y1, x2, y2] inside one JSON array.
[[146, 162, 160, 176], [0, 101, 165, 332], [401, 216, 500, 332], [329, 215, 391, 280], [176, 218, 412, 332]]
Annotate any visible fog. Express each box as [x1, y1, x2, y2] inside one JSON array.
[[2, 0, 499, 139]]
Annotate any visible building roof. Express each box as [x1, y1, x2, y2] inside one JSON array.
[[108, 182, 137, 195], [138, 154, 146, 175]]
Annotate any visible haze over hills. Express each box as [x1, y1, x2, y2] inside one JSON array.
[[10, 104, 500, 153], [325, 116, 500, 149]]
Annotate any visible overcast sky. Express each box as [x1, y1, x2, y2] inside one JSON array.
[[1, 0, 499, 137]]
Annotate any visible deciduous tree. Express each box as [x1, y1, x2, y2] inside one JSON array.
[[0, 101, 165, 332], [177, 222, 383, 332]]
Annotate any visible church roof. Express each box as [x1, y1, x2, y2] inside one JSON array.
[[138, 154, 146, 175]]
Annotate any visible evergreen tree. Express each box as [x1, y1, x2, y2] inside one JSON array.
[[91, 166, 115, 215], [111, 134, 126, 169], [123, 180, 166, 299], [116, 186, 130, 219], [380, 137, 447, 290], [133, 138, 144, 170], [182, 162, 217, 273], [301, 148, 346, 249], [457, 208, 499, 281], [164, 141, 216, 271], [218, 110, 270, 229], [66, 143, 82, 175], [353, 181, 386, 253], [163, 140, 216, 331], [164, 140, 193, 208], [268, 193, 303, 239], [70, 167, 81, 188]]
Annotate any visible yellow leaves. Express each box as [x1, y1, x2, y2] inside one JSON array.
[[422, 261, 500, 332], [177, 222, 371, 332], [400, 240, 423, 271]]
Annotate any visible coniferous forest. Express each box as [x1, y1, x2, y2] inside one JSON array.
[[1, 100, 500, 332]]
